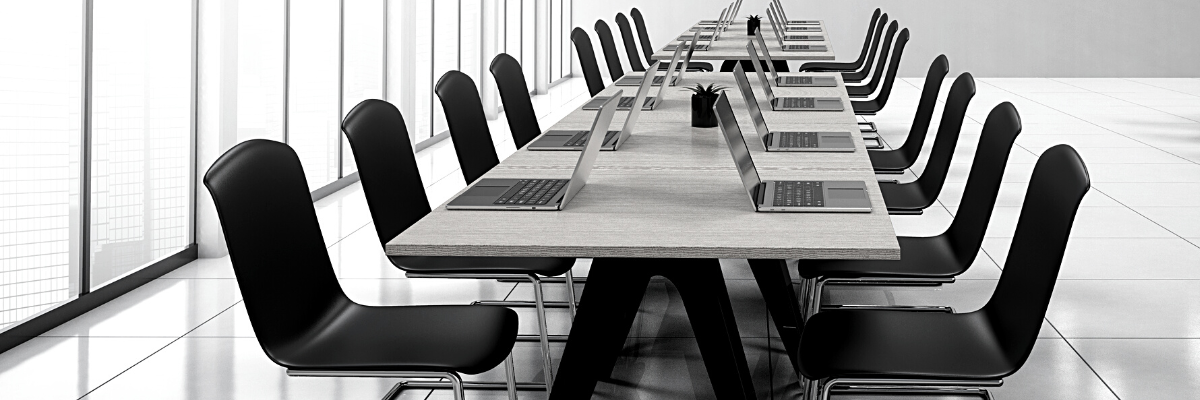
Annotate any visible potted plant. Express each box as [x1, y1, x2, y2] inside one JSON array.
[[687, 83, 726, 128], [746, 15, 761, 35]]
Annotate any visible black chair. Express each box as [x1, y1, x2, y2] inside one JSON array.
[[797, 101, 1013, 320], [878, 72, 976, 215], [594, 20, 625, 81], [850, 21, 899, 134], [630, 8, 714, 72], [848, 23, 904, 107], [870, 55, 949, 174], [796, 9, 883, 75], [836, 15, 892, 84], [204, 139, 521, 400], [571, 27, 606, 97], [490, 54, 542, 149], [434, 71, 501, 185], [797, 144, 1091, 400], [343, 99, 578, 389], [615, 13, 646, 72]]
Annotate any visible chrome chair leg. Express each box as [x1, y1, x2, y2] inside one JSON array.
[[531, 274, 556, 390], [564, 270, 578, 318], [504, 353, 518, 400], [806, 277, 957, 320], [820, 378, 1002, 400]]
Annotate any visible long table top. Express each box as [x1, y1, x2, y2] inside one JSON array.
[[386, 72, 899, 260], [652, 21, 836, 62]]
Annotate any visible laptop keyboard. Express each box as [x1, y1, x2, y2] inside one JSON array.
[[666, 44, 708, 51], [782, 76, 813, 85], [494, 179, 568, 205], [619, 96, 652, 108], [780, 97, 816, 109], [784, 45, 813, 51], [776, 132, 820, 148], [772, 181, 824, 207], [564, 131, 619, 147]]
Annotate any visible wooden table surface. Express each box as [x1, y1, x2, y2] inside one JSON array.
[[386, 72, 898, 261], [652, 21, 835, 61]]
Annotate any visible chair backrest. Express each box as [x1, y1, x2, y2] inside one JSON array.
[[594, 20, 625, 81], [843, 14, 889, 80], [983, 144, 1090, 373], [856, 22, 901, 94], [942, 101, 1019, 264], [571, 27, 606, 97], [913, 72, 977, 207], [615, 13, 645, 72], [630, 8, 655, 66], [848, 9, 883, 70], [342, 99, 432, 249], [203, 139, 350, 362], [435, 70, 500, 184], [490, 54, 541, 149], [868, 28, 910, 108], [895, 55, 950, 163]]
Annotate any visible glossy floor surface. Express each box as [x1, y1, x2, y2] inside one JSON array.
[[3, 77, 1200, 399]]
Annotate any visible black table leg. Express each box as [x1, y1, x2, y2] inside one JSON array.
[[549, 258, 756, 400], [749, 259, 804, 372]]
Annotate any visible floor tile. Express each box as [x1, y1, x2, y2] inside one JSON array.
[[0, 336, 175, 400], [938, 182, 1121, 208], [158, 256, 236, 279], [986, 338, 1118, 400], [967, 206, 1175, 238], [983, 237, 1200, 280], [591, 337, 777, 400], [1086, 163, 1200, 183], [1131, 207, 1200, 237], [1072, 147, 1192, 164], [1095, 183, 1200, 206], [80, 338, 429, 400], [1071, 339, 1200, 400], [1047, 280, 1200, 338], [40, 279, 242, 338]]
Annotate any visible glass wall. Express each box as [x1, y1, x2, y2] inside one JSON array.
[[288, 0, 341, 190], [0, 1, 83, 329]]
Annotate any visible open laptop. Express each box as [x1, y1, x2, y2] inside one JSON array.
[[713, 93, 871, 213], [765, 9, 827, 52], [530, 66, 652, 151], [668, 24, 717, 51], [750, 32, 836, 88], [615, 49, 677, 86], [446, 94, 619, 211], [700, 0, 740, 25], [730, 70, 854, 152], [682, 7, 726, 40], [772, 0, 820, 25], [738, 46, 843, 112], [584, 47, 681, 111], [764, 7, 825, 41]]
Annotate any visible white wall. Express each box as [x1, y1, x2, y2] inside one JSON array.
[[576, 0, 1200, 77]]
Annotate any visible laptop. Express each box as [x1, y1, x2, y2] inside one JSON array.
[[615, 50, 677, 87], [667, 24, 717, 52], [771, 0, 820, 25], [700, 0, 740, 25], [730, 70, 854, 152], [530, 65, 653, 151], [751, 32, 836, 88], [446, 94, 619, 211], [739, 45, 843, 112], [713, 93, 872, 213], [585, 47, 680, 111], [765, 10, 827, 52]]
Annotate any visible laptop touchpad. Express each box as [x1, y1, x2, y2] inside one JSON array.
[[827, 188, 871, 206], [821, 136, 853, 147]]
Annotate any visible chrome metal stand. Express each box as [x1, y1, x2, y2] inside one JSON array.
[[804, 277, 956, 320], [818, 378, 1001, 400]]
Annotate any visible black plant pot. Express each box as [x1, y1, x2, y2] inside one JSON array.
[[747, 20, 760, 35], [692, 95, 718, 128]]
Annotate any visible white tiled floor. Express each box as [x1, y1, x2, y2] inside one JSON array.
[[4, 77, 1200, 399]]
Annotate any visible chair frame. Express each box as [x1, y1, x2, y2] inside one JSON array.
[[287, 355, 530, 400]]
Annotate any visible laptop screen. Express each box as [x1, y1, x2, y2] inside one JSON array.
[[561, 92, 620, 207], [745, 41, 777, 100], [714, 93, 764, 207], [616, 61, 658, 145], [753, 30, 779, 79], [731, 65, 771, 142]]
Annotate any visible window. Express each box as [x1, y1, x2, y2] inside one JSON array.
[[89, 0, 192, 289], [288, 0, 341, 190], [0, 0, 83, 329], [342, 0, 386, 175]]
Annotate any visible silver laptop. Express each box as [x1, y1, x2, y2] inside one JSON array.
[[763, 7, 824, 42], [584, 47, 682, 111], [615, 44, 679, 86], [750, 32, 836, 88], [447, 94, 619, 211], [765, 8, 827, 52], [699, 0, 741, 25], [530, 65, 653, 151], [771, 0, 820, 25], [730, 71, 854, 152], [713, 93, 871, 213], [740, 45, 843, 112]]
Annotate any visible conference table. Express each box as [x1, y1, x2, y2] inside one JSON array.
[[387, 20, 898, 400], [651, 21, 836, 61]]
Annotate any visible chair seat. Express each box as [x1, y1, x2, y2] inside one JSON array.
[[869, 149, 911, 171], [796, 235, 966, 279], [880, 181, 935, 211], [846, 84, 873, 97], [277, 304, 518, 375], [853, 99, 882, 115], [389, 255, 576, 277], [796, 61, 857, 72], [799, 310, 1015, 380], [661, 61, 713, 72]]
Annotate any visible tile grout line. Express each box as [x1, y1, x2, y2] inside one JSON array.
[[1088, 187, 1200, 251], [1045, 319, 1123, 400], [74, 300, 244, 400]]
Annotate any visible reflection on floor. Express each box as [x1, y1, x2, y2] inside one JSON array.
[[3, 77, 1200, 399]]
